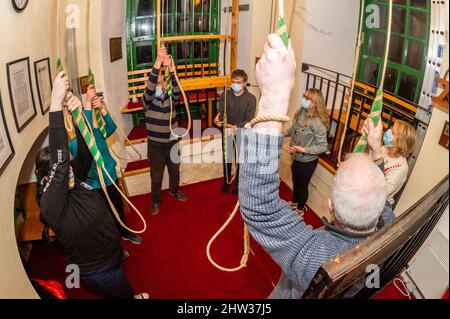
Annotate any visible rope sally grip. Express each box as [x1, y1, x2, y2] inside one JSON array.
[[353, 0, 393, 154], [56, 58, 147, 234], [159, 42, 192, 139]]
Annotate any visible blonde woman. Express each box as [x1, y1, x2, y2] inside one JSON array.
[[362, 119, 417, 226], [286, 88, 330, 215]]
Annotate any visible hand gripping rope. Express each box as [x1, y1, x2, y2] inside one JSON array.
[[56, 58, 147, 234], [159, 0, 192, 139], [206, 0, 291, 272]]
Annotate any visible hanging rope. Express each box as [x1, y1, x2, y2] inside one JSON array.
[[205, 0, 250, 273], [54, 3, 147, 234], [77, 109, 147, 234], [337, 0, 366, 163], [222, 0, 237, 186], [353, 0, 393, 154], [159, 0, 192, 139], [206, 0, 291, 273]]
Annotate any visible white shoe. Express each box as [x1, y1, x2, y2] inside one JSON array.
[[134, 292, 150, 299]]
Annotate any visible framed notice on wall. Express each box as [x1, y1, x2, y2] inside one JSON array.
[[6, 57, 37, 132], [34, 58, 53, 115], [109, 37, 123, 62], [0, 91, 15, 176]]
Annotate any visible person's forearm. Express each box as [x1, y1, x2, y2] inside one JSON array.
[[40, 111, 70, 223], [240, 129, 316, 280], [48, 111, 69, 165], [252, 97, 287, 134]]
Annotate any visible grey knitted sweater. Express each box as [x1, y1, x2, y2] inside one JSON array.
[[239, 130, 375, 299]]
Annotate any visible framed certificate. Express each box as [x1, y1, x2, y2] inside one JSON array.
[[0, 91, 15, 176], [34, 58, 53, 115], [6, 57, 37, 132]]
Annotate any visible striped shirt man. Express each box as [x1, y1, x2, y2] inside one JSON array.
[[142, 67, 181, 146]]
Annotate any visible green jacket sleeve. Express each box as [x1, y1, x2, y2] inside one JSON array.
[[304, 120, 328, 155]]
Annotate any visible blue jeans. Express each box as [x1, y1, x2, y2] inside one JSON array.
[[80, 255, 134, 299]]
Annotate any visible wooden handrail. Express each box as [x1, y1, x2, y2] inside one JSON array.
[[161, 34, 235, 42]]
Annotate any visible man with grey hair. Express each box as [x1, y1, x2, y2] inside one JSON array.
[[239, 34, 387, 299]]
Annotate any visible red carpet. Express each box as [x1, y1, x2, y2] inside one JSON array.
[[24, 178, 324, 299], [24, 177, 412, 299]]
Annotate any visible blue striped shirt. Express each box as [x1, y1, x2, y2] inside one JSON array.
[[239, 130, 374, 298]]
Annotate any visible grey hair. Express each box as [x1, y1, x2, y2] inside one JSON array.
[[331, 153, 387, 231]]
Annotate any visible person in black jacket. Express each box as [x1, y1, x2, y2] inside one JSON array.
[[35, 71, 148, 299], [213, 69, 257, 195]]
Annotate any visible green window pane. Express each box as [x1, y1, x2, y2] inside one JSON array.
[[406, 39, 425, 70], [363, 60, 380, 86], [377, 4, 388, 30], [135, 17, 154, 37], [176, 42, 192, 61], [392, 7, 406, 34], [388, 35, 405, 64], [393, 0, 406, 5], [137, 0, 152, 17], [136, 41, 153, 65], [177, 16, 191, 33], [194, 41, 209, 59], [368, 32, 386, 58], [383, 67, 398, 94], [194, 15, 210, 32], [409, 10, 427, 38], [194, 0, 206, 13], [398, 73, 418, 101], [162, 15, 174, 34], [177, 0, 192, 13], [410, 0, 427, 9]]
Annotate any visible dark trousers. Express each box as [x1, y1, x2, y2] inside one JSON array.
[[148, 142, 180, 203], [80, 254, 134, 299], [222, 132, 240, 186], [291, 159, 318, 210], [97, 184, 128, 237]]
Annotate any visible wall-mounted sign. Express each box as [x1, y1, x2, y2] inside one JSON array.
[[110, 37, 123, 63], [34, 58, 52, 115], [6, 57, 37, 132], [0, 91, 15, 176]]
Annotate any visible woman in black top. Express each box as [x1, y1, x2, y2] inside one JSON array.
[[35, 71, 148, 299]]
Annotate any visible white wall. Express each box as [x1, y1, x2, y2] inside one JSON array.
[[280, 0, 359, 218], [0, 0, 133, 298], [0, 0, 57, 298], [301, 0, 359, 75]]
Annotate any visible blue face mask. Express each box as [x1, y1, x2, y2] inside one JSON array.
[[384, 129, 395, 147], [231, 83, 243, 93], [155, 85, 164, 98], [301, 97, 310, 110]]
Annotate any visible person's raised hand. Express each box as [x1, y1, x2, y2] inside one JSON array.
[[64, 92, 82, 114], [366, 115, 383, 160], [86, 85, 97, 103], [155, 47, 167, 68], [254, 34, 296, 133], [163, 56, 173, 71], [92, 96, 103, 110], [50, 71, 70, 112]]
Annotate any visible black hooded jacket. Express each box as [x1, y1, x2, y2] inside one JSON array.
[[39, 111, 122, 274]]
